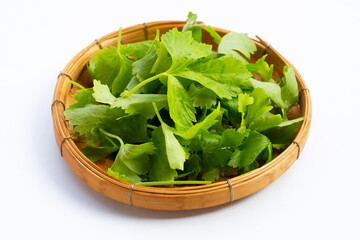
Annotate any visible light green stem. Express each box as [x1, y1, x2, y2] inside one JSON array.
[[147, 124, 158, 130], [136, 180, 212, 186], [68, 80, 86, 90], [175, 171, 193, 179], [282, 108, 288, 121], [124, 72, 166, 97], [99, 128, 124, 146], [152, 102, 163, 124]]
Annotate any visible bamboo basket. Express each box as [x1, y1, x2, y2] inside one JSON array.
[[52, 21, 312, 210]]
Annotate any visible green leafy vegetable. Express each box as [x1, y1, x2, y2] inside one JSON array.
[[149, 127, 178, 181], [153, 103, 186, 171], [87, 46, 121, 88], [64, 12, 305, 186], [65, 104, 109, 138], [176, 103, 221, 140], [182, 12, 203, 42], [249, 66, 300, 114], [100, 129, 155, 182], [188, 83, 217, 109], [204, 25, 222, 44], [67, 88, 96, 109], [92, 80, 116, 105], [218, 32, 257, 63], [111, 94, 167, 119], [167, 75, 197, 132], [247, 55, 274, 82], [162, 28, 212, 73], [228, 131, 271, 169]]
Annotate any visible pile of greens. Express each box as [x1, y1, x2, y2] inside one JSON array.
[[64, 12, 304, 186]]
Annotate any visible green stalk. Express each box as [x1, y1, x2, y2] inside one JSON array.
[[152, 102, 163, 123], [175, 171, 193, 179], [282, 108, 288, 121], [136, 180, 212, 186], [124, 72, 167, 97], [68, 80, 86, 90], [99, 128, 124, 146], [147, 124, 158, 130]]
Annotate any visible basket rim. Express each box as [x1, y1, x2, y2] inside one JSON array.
[[52, 21, 312, 196]]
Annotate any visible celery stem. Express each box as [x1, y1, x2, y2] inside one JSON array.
[[136, 180, 212, 186]]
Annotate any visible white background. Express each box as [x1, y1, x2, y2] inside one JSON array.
[[1, 0, 359, 239]]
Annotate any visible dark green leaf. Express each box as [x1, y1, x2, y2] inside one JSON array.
[[87, 46, 120, 87], [184, 154, 202, 180], [228, 131, 271, 168], [241, 160, 260, 174], [221, 128, 249, 148], [262, 118, 303, 145], [132, 50, 162, 93], [132, 50, 157, 80], [111, 53, 133, 95], [202, 168, 220, 182], [221, 97, 242, 121], [100, 129, 154, 182], [202, 148, 232, 170], [111, 142, 155, 175], [64, 104, 109, 138], [99, 113, 149, 143], [81, 143, 118, 162], [200, 133, 232, 170]]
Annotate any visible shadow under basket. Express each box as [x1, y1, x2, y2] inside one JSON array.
[[52, 21, 312, 210]]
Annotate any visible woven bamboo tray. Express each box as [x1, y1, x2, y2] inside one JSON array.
[[52, 21, 312, 210]]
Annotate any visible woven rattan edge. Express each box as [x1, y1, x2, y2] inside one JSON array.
[[51, 99, 65, 113], [128, 184, 135, 206], [58, 72, 74, 90], [299, 88, 310, 98], [226, 179, 234, 202], [60, 136, 73, 157], [58, 72, 73, 81], [94, 39, 103, 49], [143, 22, 149, 41], [292, 140, 301, 159]]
